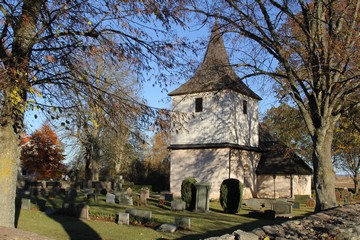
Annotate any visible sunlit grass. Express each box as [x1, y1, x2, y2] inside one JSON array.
[[16, 194, 314, 240]]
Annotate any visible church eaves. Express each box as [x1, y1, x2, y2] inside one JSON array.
[[169, 22, 262, 100]]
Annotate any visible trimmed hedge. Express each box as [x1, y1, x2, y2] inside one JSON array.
[[220, 178, 243, 213], [181, 177, 197, 210]]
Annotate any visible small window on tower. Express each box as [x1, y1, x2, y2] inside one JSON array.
[[195, 98, 203, 112], [243, 100, 248, 114]]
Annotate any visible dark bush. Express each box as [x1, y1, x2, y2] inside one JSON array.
[[181, 177, 197, 210], [220, 178, 243, 213]]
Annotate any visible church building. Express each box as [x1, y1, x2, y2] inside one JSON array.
[[168, 23, 312, 200]]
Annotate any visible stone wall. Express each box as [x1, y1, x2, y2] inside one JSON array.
[[205, 204, 360, 240]]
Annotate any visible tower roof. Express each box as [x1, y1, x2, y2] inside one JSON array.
[[169, 22, 261, 100]]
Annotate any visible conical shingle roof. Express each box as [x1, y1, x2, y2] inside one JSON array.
[[169, 22, 261, 100]]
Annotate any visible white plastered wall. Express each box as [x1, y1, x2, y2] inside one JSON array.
[[257, 175, 312, 198], [170, 148, 262, 200], [171, 91, 259, 147], [170, 148, 230, 199]]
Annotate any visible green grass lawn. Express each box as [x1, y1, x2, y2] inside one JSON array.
[[16, 194, 314, 240]]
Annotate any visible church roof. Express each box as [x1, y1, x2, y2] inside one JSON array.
[[256, 124, 313, 175], [169, 23, 262, 100]]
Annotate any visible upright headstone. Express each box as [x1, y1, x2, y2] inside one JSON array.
[[140, 187, 149, 206], [76, 204, 89, 220], [106, 193, 115, 204], [271, 201, 293, 218], [117, 192, 133, 205], [194, 182, 212, 212], [115, 176, 124, 195], [125, 208, 152, 220], [164, 193, 173, 202], [117, 212, 130, 225], [175, 217, 191, 229], [126, 187, 132, 197], [21, 198, 31, 210], [171, 199, 186, 211]]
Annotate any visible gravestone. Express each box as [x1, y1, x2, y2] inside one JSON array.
[[114, 176, 124, 194], [125, 208, 152, 220], [194, 182, 212, 212], [117, 212, 129, 225], [106, 193, 115, 204], [165, 193, 173, 202], [140, 187, 149, 206], [157, 223, 177, 233], [271, 201, 293, 218], [117, 192, 133, 205], [126, 187, 132, 197], [306, 198, 316, 208], [105, 181, 112, 191], [175, 217, 191, 229], [76, 204, 89, 220], [171, 199, 186, 211], [21, 198, 31, 210], [293, 202, 300, 209]]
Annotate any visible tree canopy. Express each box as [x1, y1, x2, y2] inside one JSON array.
[[0, 0, 188, 227], [189, 0, 360, 211], [20, 123, 66, 180]]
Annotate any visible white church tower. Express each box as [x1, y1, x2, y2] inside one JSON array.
[[168, 23, 263, 199]]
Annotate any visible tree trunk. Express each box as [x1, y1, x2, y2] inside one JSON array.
[[354, 171, 359, 194], [0, 125, 20, 227], [313, 127, 338, 212]]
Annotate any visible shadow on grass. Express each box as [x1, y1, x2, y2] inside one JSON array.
[[174, 211, 313, 240], [17, 187, 101, 240]]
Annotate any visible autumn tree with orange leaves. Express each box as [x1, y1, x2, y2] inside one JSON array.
[[20, 124, 66, 180]]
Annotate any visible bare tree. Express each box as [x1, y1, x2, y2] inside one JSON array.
[[189, 0, 360, 211], [0, 0, 187, 227]]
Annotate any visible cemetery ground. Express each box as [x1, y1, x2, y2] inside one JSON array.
[[10, 189, 319, 240]]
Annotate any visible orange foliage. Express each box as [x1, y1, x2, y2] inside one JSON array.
[[20, 124, 66, 180]]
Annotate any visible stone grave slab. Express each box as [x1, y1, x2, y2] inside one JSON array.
[[157, 223, 177, 233], [117, 212, 129, 225], [125, 208, 152, 220]]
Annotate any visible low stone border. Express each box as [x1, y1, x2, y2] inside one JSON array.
[[205, 204, 360, 240]]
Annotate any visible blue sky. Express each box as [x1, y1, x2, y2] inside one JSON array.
[[24, 22, 280, 134]]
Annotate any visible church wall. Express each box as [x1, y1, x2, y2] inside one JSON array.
[[170, 148, 263, 200], [229, 150, 261, 199], [170, 148, 230, 199], [257, 175, 312, 198], [171, 90, 259, 147]]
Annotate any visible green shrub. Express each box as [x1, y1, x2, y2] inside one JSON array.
[[181, 177, 197, 210], [220, 178, 242, 213]]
